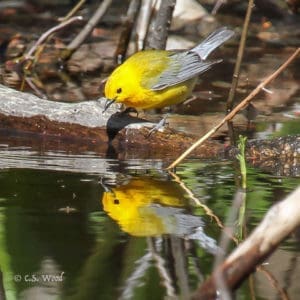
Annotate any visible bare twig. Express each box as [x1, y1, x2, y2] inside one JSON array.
[[212, 0, 227, 15], [248, 275, 256, 300], [24, 77, 46, 99], [226, 0, 254, 111], [120, 252, 152, 299], [258, 266, 290, 300], [166, 47, 300, 170], [59, 0, 86, 22], [171, 237, 191, 299], [168, 171, 226, 231], [24, 16, 83, 60], [66, 0, 112, 53]]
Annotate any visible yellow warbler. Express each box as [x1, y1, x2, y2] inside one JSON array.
[[104, 27, 234, 110]]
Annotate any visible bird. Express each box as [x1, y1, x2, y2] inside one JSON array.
[[103, 27, 234, 111]]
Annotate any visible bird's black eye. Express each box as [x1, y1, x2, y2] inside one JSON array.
[[114, 199, 120, 204], [116, 88, 122, 94]]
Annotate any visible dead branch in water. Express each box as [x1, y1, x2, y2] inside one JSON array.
[[192, 187, 300, 299]]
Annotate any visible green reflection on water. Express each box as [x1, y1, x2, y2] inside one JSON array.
[[0, 161, 298, 299]]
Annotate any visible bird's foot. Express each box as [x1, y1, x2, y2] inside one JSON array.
[[147, 114, 169, 137]]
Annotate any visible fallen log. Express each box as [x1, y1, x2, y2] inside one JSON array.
[[0, 84, 222, 159], [0, 84, 299, 166]]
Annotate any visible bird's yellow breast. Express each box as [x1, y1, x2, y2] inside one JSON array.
[[104, 50, 196, 109]]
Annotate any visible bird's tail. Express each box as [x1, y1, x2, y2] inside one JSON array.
[[191, 27, 234, 60]]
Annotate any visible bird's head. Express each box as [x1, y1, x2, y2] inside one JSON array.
[[104, 66, 137, 110]]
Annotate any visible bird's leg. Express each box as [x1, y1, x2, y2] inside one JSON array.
[[147, 114, 169, 137]]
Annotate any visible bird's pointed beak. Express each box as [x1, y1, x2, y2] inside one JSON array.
[[103, 98, 116, 113]]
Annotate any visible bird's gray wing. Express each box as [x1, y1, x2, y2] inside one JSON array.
[[150, 51, 221, 91], [147, 27, 234, 91], [192, 27, 234, 60]]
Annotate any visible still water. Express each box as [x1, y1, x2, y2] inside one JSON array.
[[0, 0, 299, 298], [0, 146, 299, 300]]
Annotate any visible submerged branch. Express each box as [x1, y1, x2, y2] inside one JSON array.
[[193, 187, 300, 299]]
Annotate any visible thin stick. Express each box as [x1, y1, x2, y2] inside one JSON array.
[[120, 252, 152, 299], [59, 0, 86, 22], [226, 0, 254, 111], [166, 47, 300, 170], [67, 0, 112, 52], [257, 266, 290, 300], [213, 190, 245, 300], [148, 238, 176, 298], [168, 171, 225, 230], [24, 77, 46, 99], [24, 16, 82, 59]]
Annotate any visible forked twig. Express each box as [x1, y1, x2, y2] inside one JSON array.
[[167, 47, 300, 170], [24, 16, 82, 60]]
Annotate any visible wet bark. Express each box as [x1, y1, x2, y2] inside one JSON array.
[[0, 84, 299, 167], [0, 84, 221, 159], [192, 187, 300, 299]]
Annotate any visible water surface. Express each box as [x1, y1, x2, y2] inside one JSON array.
[[0, 148, 299, 300]]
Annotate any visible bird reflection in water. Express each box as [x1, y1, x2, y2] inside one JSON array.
[[101, 177, 218, 254]]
